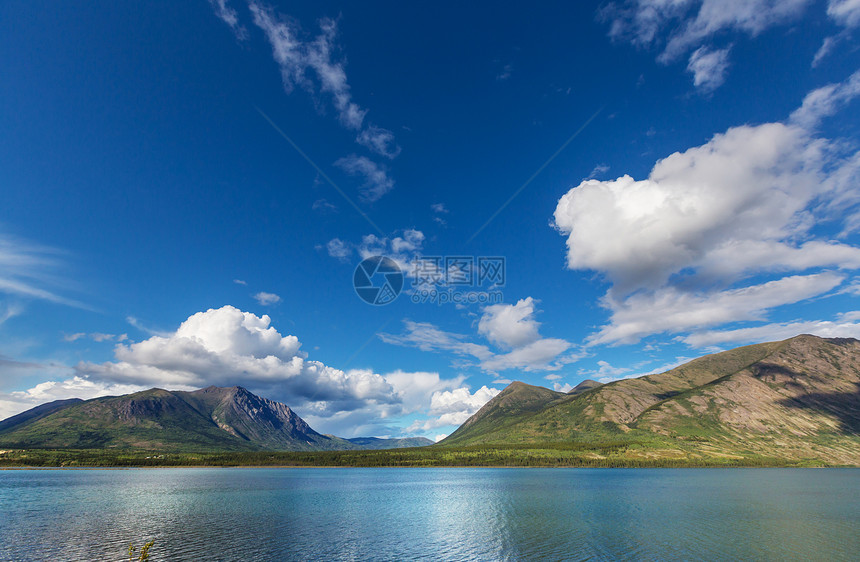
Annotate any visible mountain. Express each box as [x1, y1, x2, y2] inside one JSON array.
[[441, 335, 860, 465], [567, 379, 602, 395], [346, 437, 434, 449], [0, 386, 427, 452], [0, 398, 84, 433]]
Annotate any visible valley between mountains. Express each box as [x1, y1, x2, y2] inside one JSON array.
[[1, 334, 858, 466]]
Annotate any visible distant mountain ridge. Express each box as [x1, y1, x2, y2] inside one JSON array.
[[0, 386, 431, 452], [441, 335, 860, 465]]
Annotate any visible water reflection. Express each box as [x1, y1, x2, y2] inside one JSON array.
[[0, 468, 857, 561]]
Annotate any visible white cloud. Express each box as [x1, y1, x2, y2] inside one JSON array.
[[0, 376, 148, 422], [382, 298, 578, 373], [553, 382, 574, 392], [431, 203, 448, 226], [312, 199, 337, 213], [789, 69, 860, 129], [579, 360, 632, 383], [233, 279, 247, 285], [253, 291, 282, 306], [208, 0, 247, 40], [0, 231, 88, 309], [686, 46, 730, 92], [334, 155, 395, 202], [407, 385, 500, 431], [328, 229, 425, 274], [434, 433, 448, 442], [250, 5, 365, 130], [380, 320, 493, 363], [478, 297, 542, 348], [51, 306, 469, 438], [554, 122, 858, 293], [480, 338, 575, 372], [590, 273, 845, 345], [600, 0, 810, 89], [326, 238, 351, 261], [247, 3, 399, 159], [828, 0, 860, 27], [63, 332, 86, 342], [78, 306, 394, 410], [126, 316, 170, 337], [812, 34, 843, 68], [356, 126, 401, 159], [554, 73, 860, 345], [588, 164, 610, 179], [683, 313, 860, 347]]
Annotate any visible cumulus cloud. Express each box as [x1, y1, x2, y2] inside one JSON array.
[[253, 291, 282, 306], [407, 385, 500, 431], [77, 306, 395, 411], [334, 155, 395, 202], [44, 305, 471, 437], [554, 72, 860, 346], [478, 297, 542, 348], [686, 46, 730, 92], [600, 0, 810, 89]]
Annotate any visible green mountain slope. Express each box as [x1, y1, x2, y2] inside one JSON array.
[[440, 335, 860, 465], [442, 381, 566, 445], [0, 386, 429, 452]]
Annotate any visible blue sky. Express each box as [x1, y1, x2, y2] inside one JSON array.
[[2, 0, 860, 440]]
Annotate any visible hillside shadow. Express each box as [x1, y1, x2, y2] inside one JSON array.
[[777, 381, 860, 435]]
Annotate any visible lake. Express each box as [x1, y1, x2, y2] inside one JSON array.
[[0, 468, 857, 561]]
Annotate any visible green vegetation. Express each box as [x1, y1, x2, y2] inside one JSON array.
[[0, 444, 829, 468], [128, 541, 155, 561], [438, 335, 860, 466]]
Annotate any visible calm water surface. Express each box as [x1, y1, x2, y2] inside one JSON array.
[[0, 468, 857, 561]]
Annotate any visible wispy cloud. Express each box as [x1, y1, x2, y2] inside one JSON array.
[[208, 0, 247, 40], [686, 45, 731, 93], [600, 0, 810, 90], [246, 3, 400, 160], [0, 231, 89, 310], [253, 291, 282, 306], [64, 332, 128, 343], [126, 316, 170, 338], [381, 298, 581, 373], [334, 155, 395, 202], [356, 126, 401, 159]]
